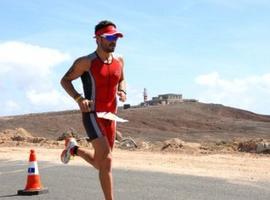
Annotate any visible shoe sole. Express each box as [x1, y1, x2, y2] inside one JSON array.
[[61, 139, 77, 164]]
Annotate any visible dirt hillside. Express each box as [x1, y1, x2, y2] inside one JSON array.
[[0, 102, 270, 144], [1, 102, 270, 181]]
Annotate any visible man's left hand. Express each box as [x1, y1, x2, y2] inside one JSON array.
[[117, 91, 127, 102]]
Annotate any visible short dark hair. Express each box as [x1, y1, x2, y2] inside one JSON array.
[[95, 20, 116, 33]]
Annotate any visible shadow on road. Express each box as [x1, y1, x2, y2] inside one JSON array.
[[0, 194, 17, 198]]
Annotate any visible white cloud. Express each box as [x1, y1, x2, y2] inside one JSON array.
[[0, 41, 70, 88], [0, 41, 73, 115], [0, 41, 69, 71], [195, 72, 220, 87], [26, 89, 75, 108], [195, 72, 249, 93], [0, 100, 22, 116], [205, 0, 270, 9], [195, 72, 270, 114], [5, 100, 20, 110]]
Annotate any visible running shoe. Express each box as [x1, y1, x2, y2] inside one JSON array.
[[61, 137, 78, 164]]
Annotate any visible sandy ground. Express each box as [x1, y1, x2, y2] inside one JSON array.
[[1, 147, 270, 183]]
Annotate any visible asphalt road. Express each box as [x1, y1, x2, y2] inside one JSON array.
[[0, 160, 270, 200]]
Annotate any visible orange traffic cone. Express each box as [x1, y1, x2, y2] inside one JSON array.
[[17, 149, 49, 195]]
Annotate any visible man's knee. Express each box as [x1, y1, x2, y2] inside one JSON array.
[[92, 136, 112, 170], [98, 153, 112, 171]]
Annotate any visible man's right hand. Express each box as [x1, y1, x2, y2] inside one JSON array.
[[78, 99, 94, 112]]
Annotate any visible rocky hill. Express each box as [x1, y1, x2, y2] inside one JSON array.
[[0, 102, 270, 144]]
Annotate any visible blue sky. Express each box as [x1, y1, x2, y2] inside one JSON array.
[[0, 0, 270, 116]]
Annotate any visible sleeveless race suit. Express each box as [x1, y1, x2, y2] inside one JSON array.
[[80, 52, 123, 148]]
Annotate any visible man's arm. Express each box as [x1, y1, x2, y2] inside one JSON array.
[[60, 57, 87, 99], [117, 56, 127, 102], [60, 57, 92, 112]]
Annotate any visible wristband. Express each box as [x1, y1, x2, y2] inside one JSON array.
[[74, 95, 83, 102], [118, 89, 127, 95]]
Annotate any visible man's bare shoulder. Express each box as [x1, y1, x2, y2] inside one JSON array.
[[74, 55, 93, 69], [113, 53, 123, 60], [113, 53, 124, 66], [62, 53, 97, 80]]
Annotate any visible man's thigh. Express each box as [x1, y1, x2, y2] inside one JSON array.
[[92, 136, 112, 162]]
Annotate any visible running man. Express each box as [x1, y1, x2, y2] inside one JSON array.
[[60, 20, 126, 200]]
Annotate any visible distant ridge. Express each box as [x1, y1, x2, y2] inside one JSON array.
[[1, 102, 270, 143]]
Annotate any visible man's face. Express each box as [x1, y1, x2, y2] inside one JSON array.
[[98, 35, 119, 53]]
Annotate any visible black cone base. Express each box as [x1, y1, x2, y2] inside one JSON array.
[[17, 188, 49, 196]]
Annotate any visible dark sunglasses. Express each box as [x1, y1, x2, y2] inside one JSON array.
[[100, 35, 118, 42]]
